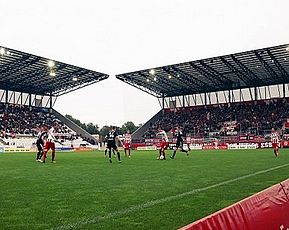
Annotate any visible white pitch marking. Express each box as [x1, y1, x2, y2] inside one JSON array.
[[52, 163, 289, 230]]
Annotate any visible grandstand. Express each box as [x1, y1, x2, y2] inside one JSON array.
[[1, 43, 289, 229], [0, 46, 108, 150], [116, 43, 289, 148]]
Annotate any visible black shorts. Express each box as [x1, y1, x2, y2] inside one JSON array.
[[107, 142, 117, 150], [176, 141, 183, 149]]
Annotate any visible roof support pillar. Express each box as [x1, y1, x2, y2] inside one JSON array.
[[204, 93, 207, 106], [283, 84, 286, 98], [5, 90, 8, 104], [5, 90, 8, 112], [254, 87, 258, 101], [182, 95, 185, 108], [162, 93, 165, 115], [228, 90, 231, 103], [29, 93, 32, 111], [49, 93, 53, 113]]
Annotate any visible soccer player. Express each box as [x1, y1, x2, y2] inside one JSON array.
[[35, 126, 47, 161], [271, 128, 280, 157], [106, 126, 121, 163], [41, 123, 57, 163], [123, 130, 132, 158], [104, 134, 115, 157], [156, 128, 168, 160], [170, 126, 189, 159]]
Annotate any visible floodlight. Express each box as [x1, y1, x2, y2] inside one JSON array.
[[0, 48, 5, 55], [48, 60, 55, 68], [49, 72, 56, 77], [149, 69, 155, 75]]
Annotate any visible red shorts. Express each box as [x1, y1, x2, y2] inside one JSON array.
[[45, 141, 55, 151], [160, 141, 168, 149], [123, 143, 131, 149], [272, 143, 279, 149]]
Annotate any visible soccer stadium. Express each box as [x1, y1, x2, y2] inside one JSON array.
[[1, 2, 289, 230]]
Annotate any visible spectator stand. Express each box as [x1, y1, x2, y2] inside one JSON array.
[[0, 46, 108, 150], [116, 43, 289, 149]]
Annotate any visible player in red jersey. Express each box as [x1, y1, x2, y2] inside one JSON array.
[[41, 123, 58, 163], [156, 129, 169, 160], [271, 128, 280, 157], [123, 130, 132, 158]]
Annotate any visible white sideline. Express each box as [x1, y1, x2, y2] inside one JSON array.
[[52, 163, 289, 230]]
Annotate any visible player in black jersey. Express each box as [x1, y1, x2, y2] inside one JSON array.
[[106, 126, 121, 163], [36, 126, 47, 161], [104, 134, 115, 157], [170, 127, 189, 159]]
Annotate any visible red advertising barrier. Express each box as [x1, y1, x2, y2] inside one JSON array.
[[180, 179, 289, 230]]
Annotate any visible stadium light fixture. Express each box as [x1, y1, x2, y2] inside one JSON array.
[[149, 69, 155, 75], [0, 47, 5, 55], [49, 71, 56, 77], [48, 60, 55, 68]]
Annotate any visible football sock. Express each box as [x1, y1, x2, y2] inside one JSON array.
[[52, 151, 55, 161], [172, 151, 176, 158], [36, 151, 41, 160], [117, 152, 121, 161], [39, 150, 43, 159], [108, 149, 112, 159], [42, 151, 47, 163]]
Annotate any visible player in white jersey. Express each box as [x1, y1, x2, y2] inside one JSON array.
[[271, 128, 280, 157], [41, 124, 57, 163], [123, 130, 132, 158], [156, 128, 168, 160]]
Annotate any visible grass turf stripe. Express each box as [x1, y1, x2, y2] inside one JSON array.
[[52, 162, 289, 230]]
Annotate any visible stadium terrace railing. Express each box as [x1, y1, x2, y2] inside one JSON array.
[[52, 109, 97, 145]]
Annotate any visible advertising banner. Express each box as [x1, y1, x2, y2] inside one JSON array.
[[180, 179, 289, 230]]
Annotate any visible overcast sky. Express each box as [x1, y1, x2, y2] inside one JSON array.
[[1, 0, 289, 128]]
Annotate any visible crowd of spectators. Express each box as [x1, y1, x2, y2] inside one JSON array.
[[143, 98, 289, 139], [0, 103, 74, 140]]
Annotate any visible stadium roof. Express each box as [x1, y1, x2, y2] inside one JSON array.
[[116, 43, 289, 98], [0, 46, 109, 96]]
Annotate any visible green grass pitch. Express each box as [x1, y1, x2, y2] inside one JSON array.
[[1, 149, 289, 230]]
